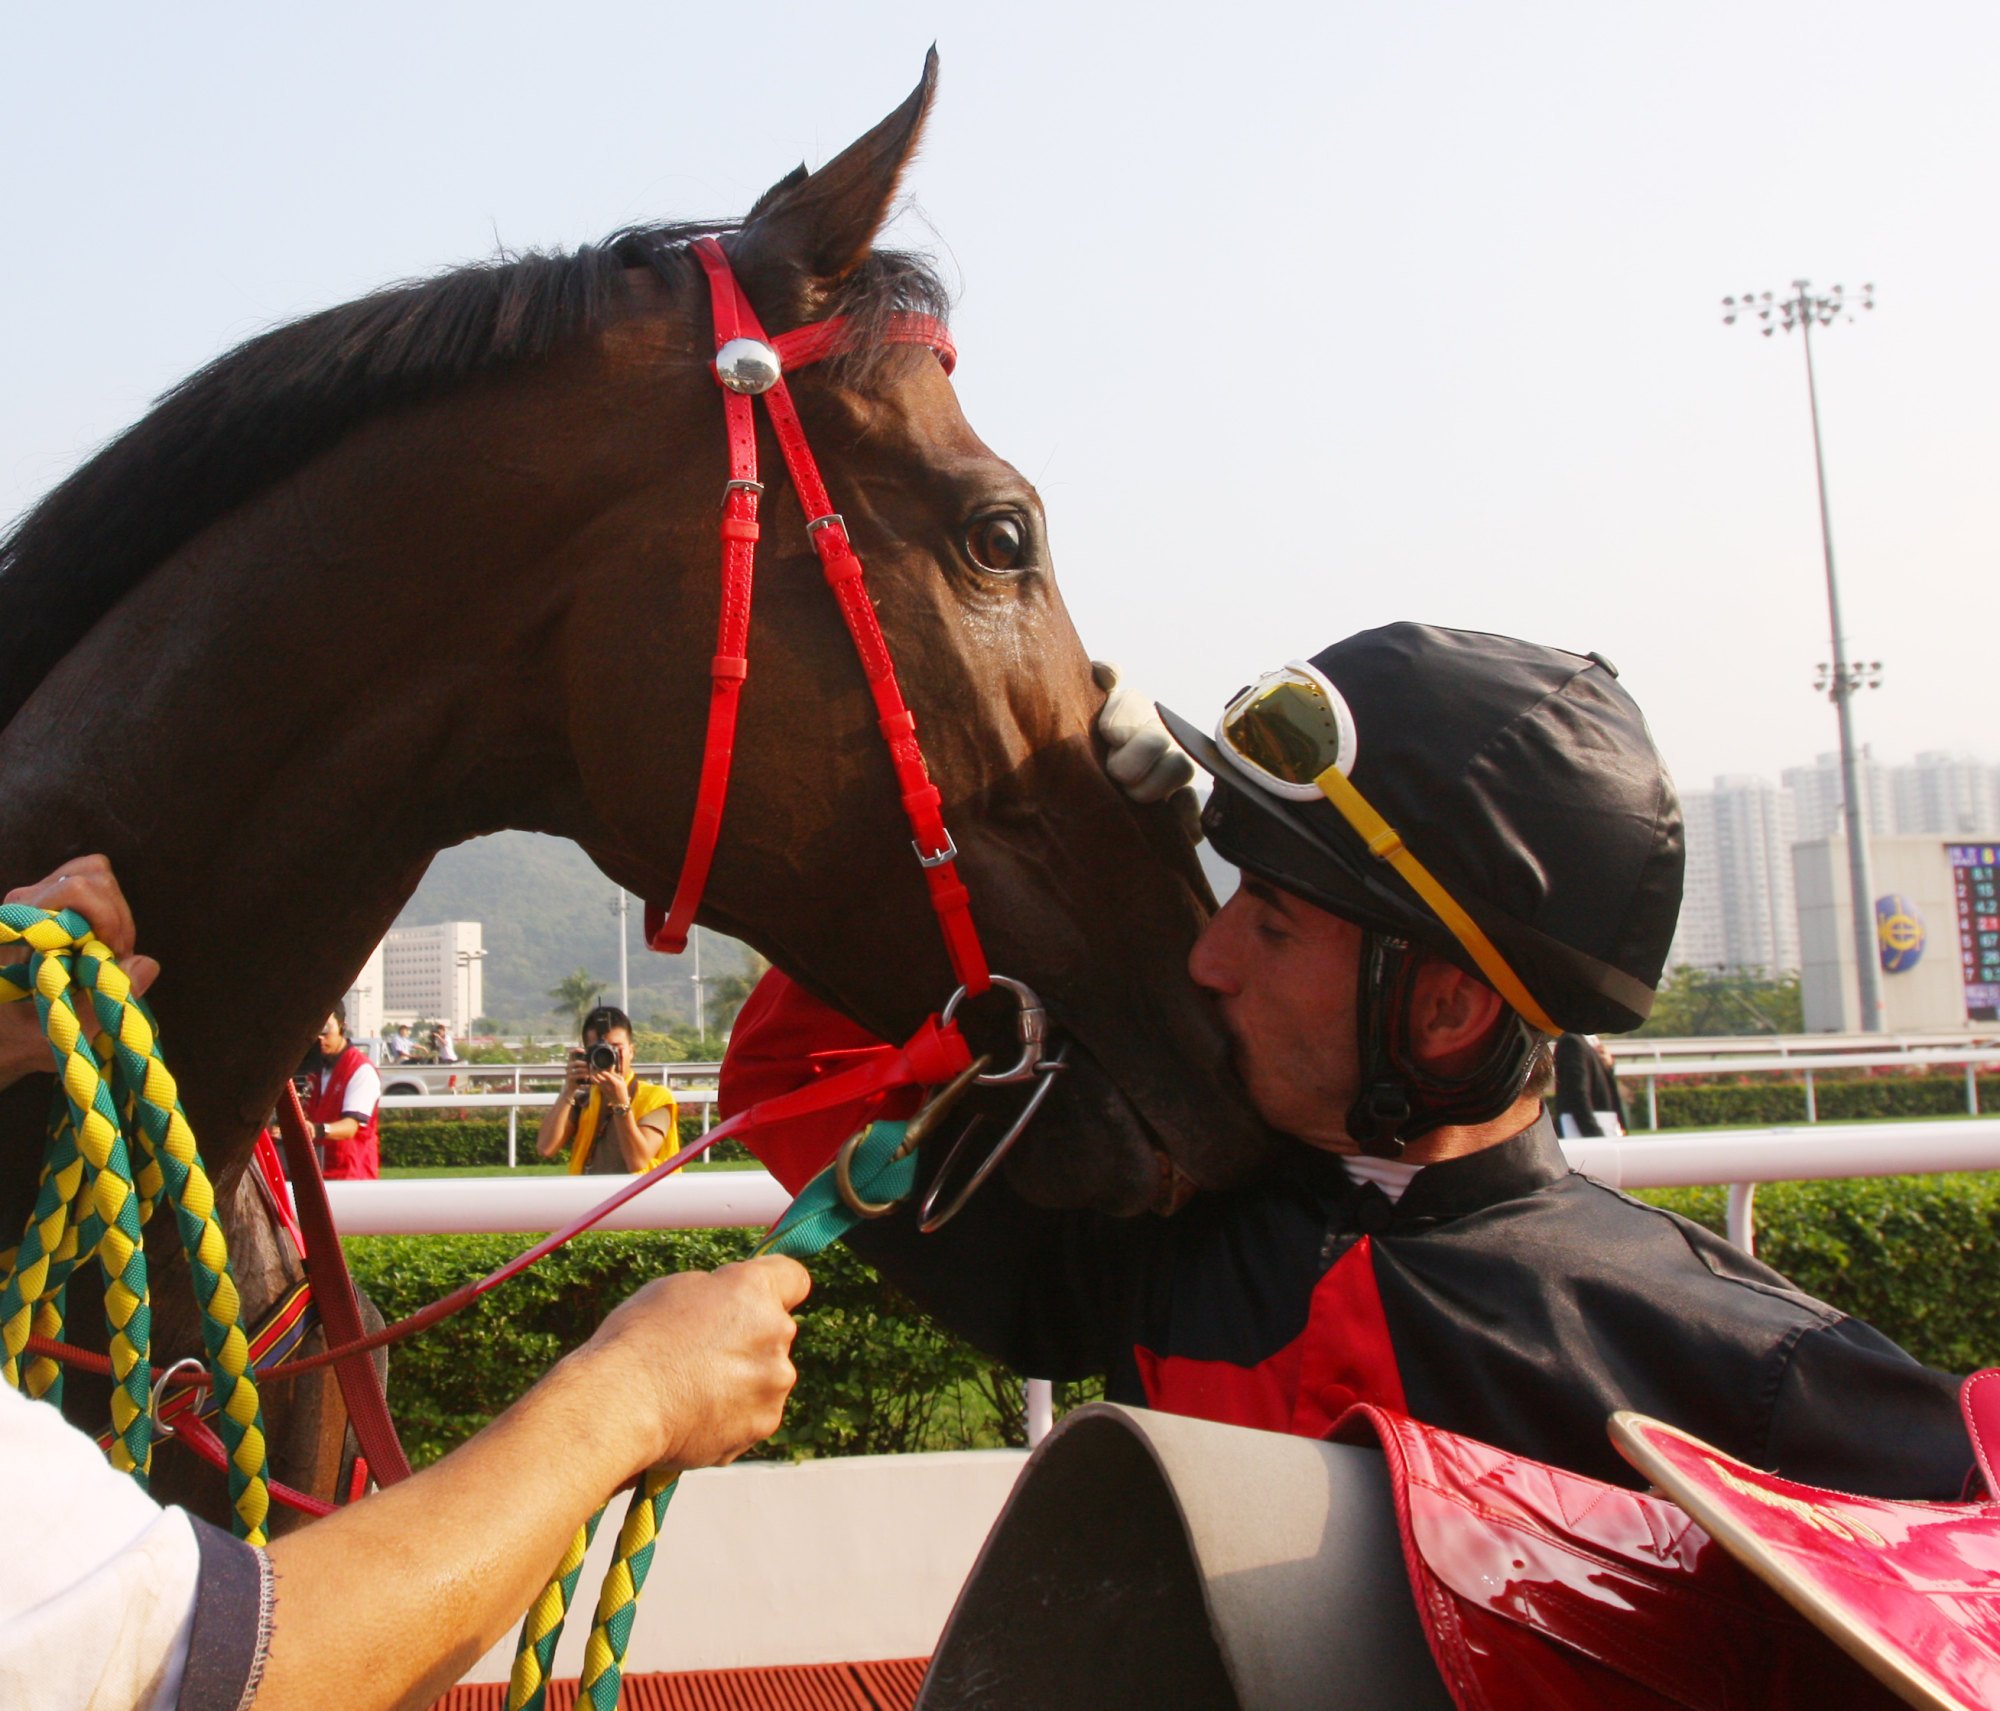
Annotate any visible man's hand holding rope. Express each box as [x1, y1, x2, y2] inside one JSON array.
[[0, 853, 158, 1088]]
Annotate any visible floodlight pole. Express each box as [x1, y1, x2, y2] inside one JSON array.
[[1722, 278, 1882, 1031], [615, 889, 630, 1015]]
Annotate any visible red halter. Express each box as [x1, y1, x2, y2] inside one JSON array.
[[644, 237, 990, 1001]]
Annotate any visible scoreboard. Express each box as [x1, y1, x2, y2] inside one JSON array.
[[1950, 844, 2000, 1023]]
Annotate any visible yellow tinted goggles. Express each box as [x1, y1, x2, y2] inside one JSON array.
[[1216, 663, 1560, 1035]]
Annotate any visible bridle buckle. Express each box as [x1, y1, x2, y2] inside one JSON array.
[[914, 829, 958, 870]]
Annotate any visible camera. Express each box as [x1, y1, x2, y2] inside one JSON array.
[[586, 1041, 620, 1074]]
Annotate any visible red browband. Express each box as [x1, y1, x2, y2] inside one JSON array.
[[644, 237, 987, 998]]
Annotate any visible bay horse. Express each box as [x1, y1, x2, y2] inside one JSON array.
[[0, 55, 1274, 1521]]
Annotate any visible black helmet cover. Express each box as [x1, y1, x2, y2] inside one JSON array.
[[1162, 623, 1684, 1036]]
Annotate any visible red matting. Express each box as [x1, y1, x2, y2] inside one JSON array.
[[430, 1659, 927, 1711]]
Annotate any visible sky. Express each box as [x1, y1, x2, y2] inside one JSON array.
[[4, 2, 1996, 793]]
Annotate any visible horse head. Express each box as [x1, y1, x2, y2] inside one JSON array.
[[569, 57, 1280, 1210], [0, 55, 1274, 1252]]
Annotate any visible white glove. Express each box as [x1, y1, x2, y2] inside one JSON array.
[[1093, 661, 1196, 804]]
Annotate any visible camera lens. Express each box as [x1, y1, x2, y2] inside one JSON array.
[[587, 1042, 619, 1074]]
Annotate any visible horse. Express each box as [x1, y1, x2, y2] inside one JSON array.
[[0, 53, 1276, 1523]]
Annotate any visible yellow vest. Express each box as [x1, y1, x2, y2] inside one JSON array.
[[567, 1078, 680, 1175]]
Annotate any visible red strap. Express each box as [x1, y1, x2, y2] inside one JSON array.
[[770, 312, 956, 375], [646, 238, 988, 996], [273, 1085, 414, 1485], [172, 1409, 336, 1519], [649, 240, 765, 956], [248, 1130, 306, 1258]]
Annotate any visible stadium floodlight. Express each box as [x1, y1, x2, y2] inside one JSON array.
[[1724, 279, 1884, 1031]]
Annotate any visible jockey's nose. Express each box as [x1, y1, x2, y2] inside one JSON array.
[[1187, 893, 1247, 997]]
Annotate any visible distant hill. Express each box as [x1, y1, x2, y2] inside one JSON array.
[[400, 820, 1236, 1033], [395, 831, 752, 1032]]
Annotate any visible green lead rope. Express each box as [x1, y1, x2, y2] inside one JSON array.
[[507, 1119, 917, 1711]]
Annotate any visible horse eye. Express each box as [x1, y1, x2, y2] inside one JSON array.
[[966, 512, 1030, 573]]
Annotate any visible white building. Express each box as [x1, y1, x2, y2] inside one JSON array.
[[1893, 752, 2000, 838], [339, 940, 385, 1046], [1780, 747, 1892, 845], [1666, 790, 1725, 970], [381, 921, 485, 1033], [1668, 775, 1799, 975]]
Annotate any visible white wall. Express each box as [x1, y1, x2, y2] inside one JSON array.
[[1796, 836, 1974, 1031], [458, 1450, 1027, 1681]]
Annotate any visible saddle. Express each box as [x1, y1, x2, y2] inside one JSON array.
[[917, 1392, 2000, 1710]]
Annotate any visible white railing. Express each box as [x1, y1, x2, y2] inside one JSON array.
[[1598, 1042, 2000, 1131], [382, 1079, 721, 1167], [1607, 1032, 1999, 1062], [335, 1121, 2000, 1243]]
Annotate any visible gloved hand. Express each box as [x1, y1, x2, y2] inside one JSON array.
[[1093, 661, 1196, 803]]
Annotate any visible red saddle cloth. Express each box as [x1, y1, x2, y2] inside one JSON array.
[[1607, 1373, 2000, 1711], [1333, 1403, 1909, 1711]]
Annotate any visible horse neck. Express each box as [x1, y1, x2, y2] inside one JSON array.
[[0, 341, 710, 1156]]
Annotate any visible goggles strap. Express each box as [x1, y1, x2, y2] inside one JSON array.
[[1311, 762, 1560, 1036]]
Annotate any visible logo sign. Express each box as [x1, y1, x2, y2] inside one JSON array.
[[1875, 894, 1925, 974]]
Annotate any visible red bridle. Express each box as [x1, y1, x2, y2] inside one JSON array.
[[643, 236, 992, 1005]]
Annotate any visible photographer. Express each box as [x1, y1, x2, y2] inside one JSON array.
[[534, 1003, 680, 1174]]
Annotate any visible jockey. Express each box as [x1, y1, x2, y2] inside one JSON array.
[[723, 625, 1975, 1498]]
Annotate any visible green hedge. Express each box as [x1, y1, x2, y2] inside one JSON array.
[[378, 1112, 727, 1170], [345, 1228, 1099, 1468], [348, 1173, 1996, 1470], [1638, 1175, 2000, 1377], [1644, 1072, 1999, 1130]]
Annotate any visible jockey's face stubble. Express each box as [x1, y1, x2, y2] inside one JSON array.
[[1188, 877, 1367, 1152], [1190, 876, 1517, 1159]]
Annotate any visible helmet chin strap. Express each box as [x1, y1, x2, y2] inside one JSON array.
[[1344, 931, 1548, 1160]]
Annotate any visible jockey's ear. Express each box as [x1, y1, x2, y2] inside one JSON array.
[[728, 47, 936, 304]]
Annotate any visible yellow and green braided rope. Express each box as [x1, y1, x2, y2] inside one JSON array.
[[506, 1118, 919, 1710], [0, 904, 273, 1542]]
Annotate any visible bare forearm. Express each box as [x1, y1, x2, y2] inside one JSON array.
[[320, 1116, 361, 1143], [609, 1109, 660, 1172], [535, 1099, 577, 1160], [259, 1350, 641, 1711]]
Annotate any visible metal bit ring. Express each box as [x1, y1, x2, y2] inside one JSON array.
[[939, 975, 1049, 1085]]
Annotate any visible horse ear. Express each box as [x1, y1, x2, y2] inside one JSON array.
[[731, 48, 938, 292]]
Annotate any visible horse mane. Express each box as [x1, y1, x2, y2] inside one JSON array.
[[0, 220, 949, 729]]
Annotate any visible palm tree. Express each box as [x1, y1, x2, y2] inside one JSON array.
[[548, 967, 605, 1034], [700, 952, 771, 1038]]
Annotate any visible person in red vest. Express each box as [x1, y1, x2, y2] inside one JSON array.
[[305, 1002, 381, 1179]]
